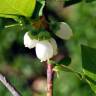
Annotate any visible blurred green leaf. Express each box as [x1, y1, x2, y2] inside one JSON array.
[[13, 55, 43, 77], [0, 25, 21, 49], [81, 45, 96, 94], [0, 18, 4, 30], [32, 1, 43, 18], [58, 56, 71, 66], [85, 0, 96, 3], [64, 0, 96, 7], [0, 0, 36, 19], [53, 65, 83, 79]]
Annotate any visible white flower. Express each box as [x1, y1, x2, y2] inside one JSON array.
[[24, 32, 39, 49], [49, 38, 58, 56], [24, 32, 58, 62], [55, 22, 73, 40], [36, 40, 53, 62]]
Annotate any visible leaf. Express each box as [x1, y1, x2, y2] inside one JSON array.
[[0, 14, 18, 20], [85, 0, 96, 3], [81, 45, 96, 94], [32, 1, 45, 18], [58, 56, 71, 66], [64, 0, 96, 7], [53, 65, 83, 79], [32, 1, 42, 18], [0, 0, 36, 19], [0, 18, 4, 30]]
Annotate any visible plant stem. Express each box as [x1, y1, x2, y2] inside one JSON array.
[[47, 63, 53, 96], [0, 73, 21, 96]]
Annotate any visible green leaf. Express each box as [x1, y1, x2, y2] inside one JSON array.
[[64, 0, 96, 7], [0, 18, 4, 30], [32, 1, 42, 18], [81, 45, 96, 94], [53, 65, 83, 79], [32, 1, 45, 18], [0, 0, 36, 19], [85, 0, 96, 3], [58, 56, 71, 66]]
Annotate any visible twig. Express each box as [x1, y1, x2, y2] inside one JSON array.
[[47, 62, 53, 96], [0, 73, 21, 96]]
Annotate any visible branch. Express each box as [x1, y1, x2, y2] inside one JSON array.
[[47, 62, 53, 96], [0, 73, 21, 96]]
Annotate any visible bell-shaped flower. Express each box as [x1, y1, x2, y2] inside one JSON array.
[[55, 22, 73, 40], [24, 32, 39, 49], [36, 40, 53, 62], [49, 38, 58, 56]]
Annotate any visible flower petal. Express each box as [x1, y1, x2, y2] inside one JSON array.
[[55, 22, 73, 40], [36, 40, 53, 62], [49, 38, 58, 56], [24, 32, 38, 49]]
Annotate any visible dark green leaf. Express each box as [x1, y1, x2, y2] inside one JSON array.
[[85, 0, 96, 3], [64, 0, 96, 7], [0, 18, 4, 30], [32, 1, 42, 18], [81, 45, 96, 94], [58, 56, 71, 66]]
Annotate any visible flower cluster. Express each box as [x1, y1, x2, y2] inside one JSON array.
[[24, 32, 57, 62], [24, 22, 72, 62]]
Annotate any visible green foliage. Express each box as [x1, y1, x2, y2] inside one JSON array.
[[85, 0, 96, 3], [0, 0, 36, 19], [81, 45, 96, 94], [53, 65, 82, 79], [53, 72, 95, 96], [32, 0, 45, 18], [32, 1, 42, 18], [58, 56, 71, 66]]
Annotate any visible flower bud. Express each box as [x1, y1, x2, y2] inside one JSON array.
[[49, 38, 58, 56], [55, 22, 73, 40], [36, 40, 53, 62], [24, 32, 38, 49]]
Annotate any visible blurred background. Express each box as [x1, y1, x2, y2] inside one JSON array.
[[0, 1, 96, 96]]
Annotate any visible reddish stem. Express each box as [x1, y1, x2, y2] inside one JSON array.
[[47, 63, 53, 96]]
